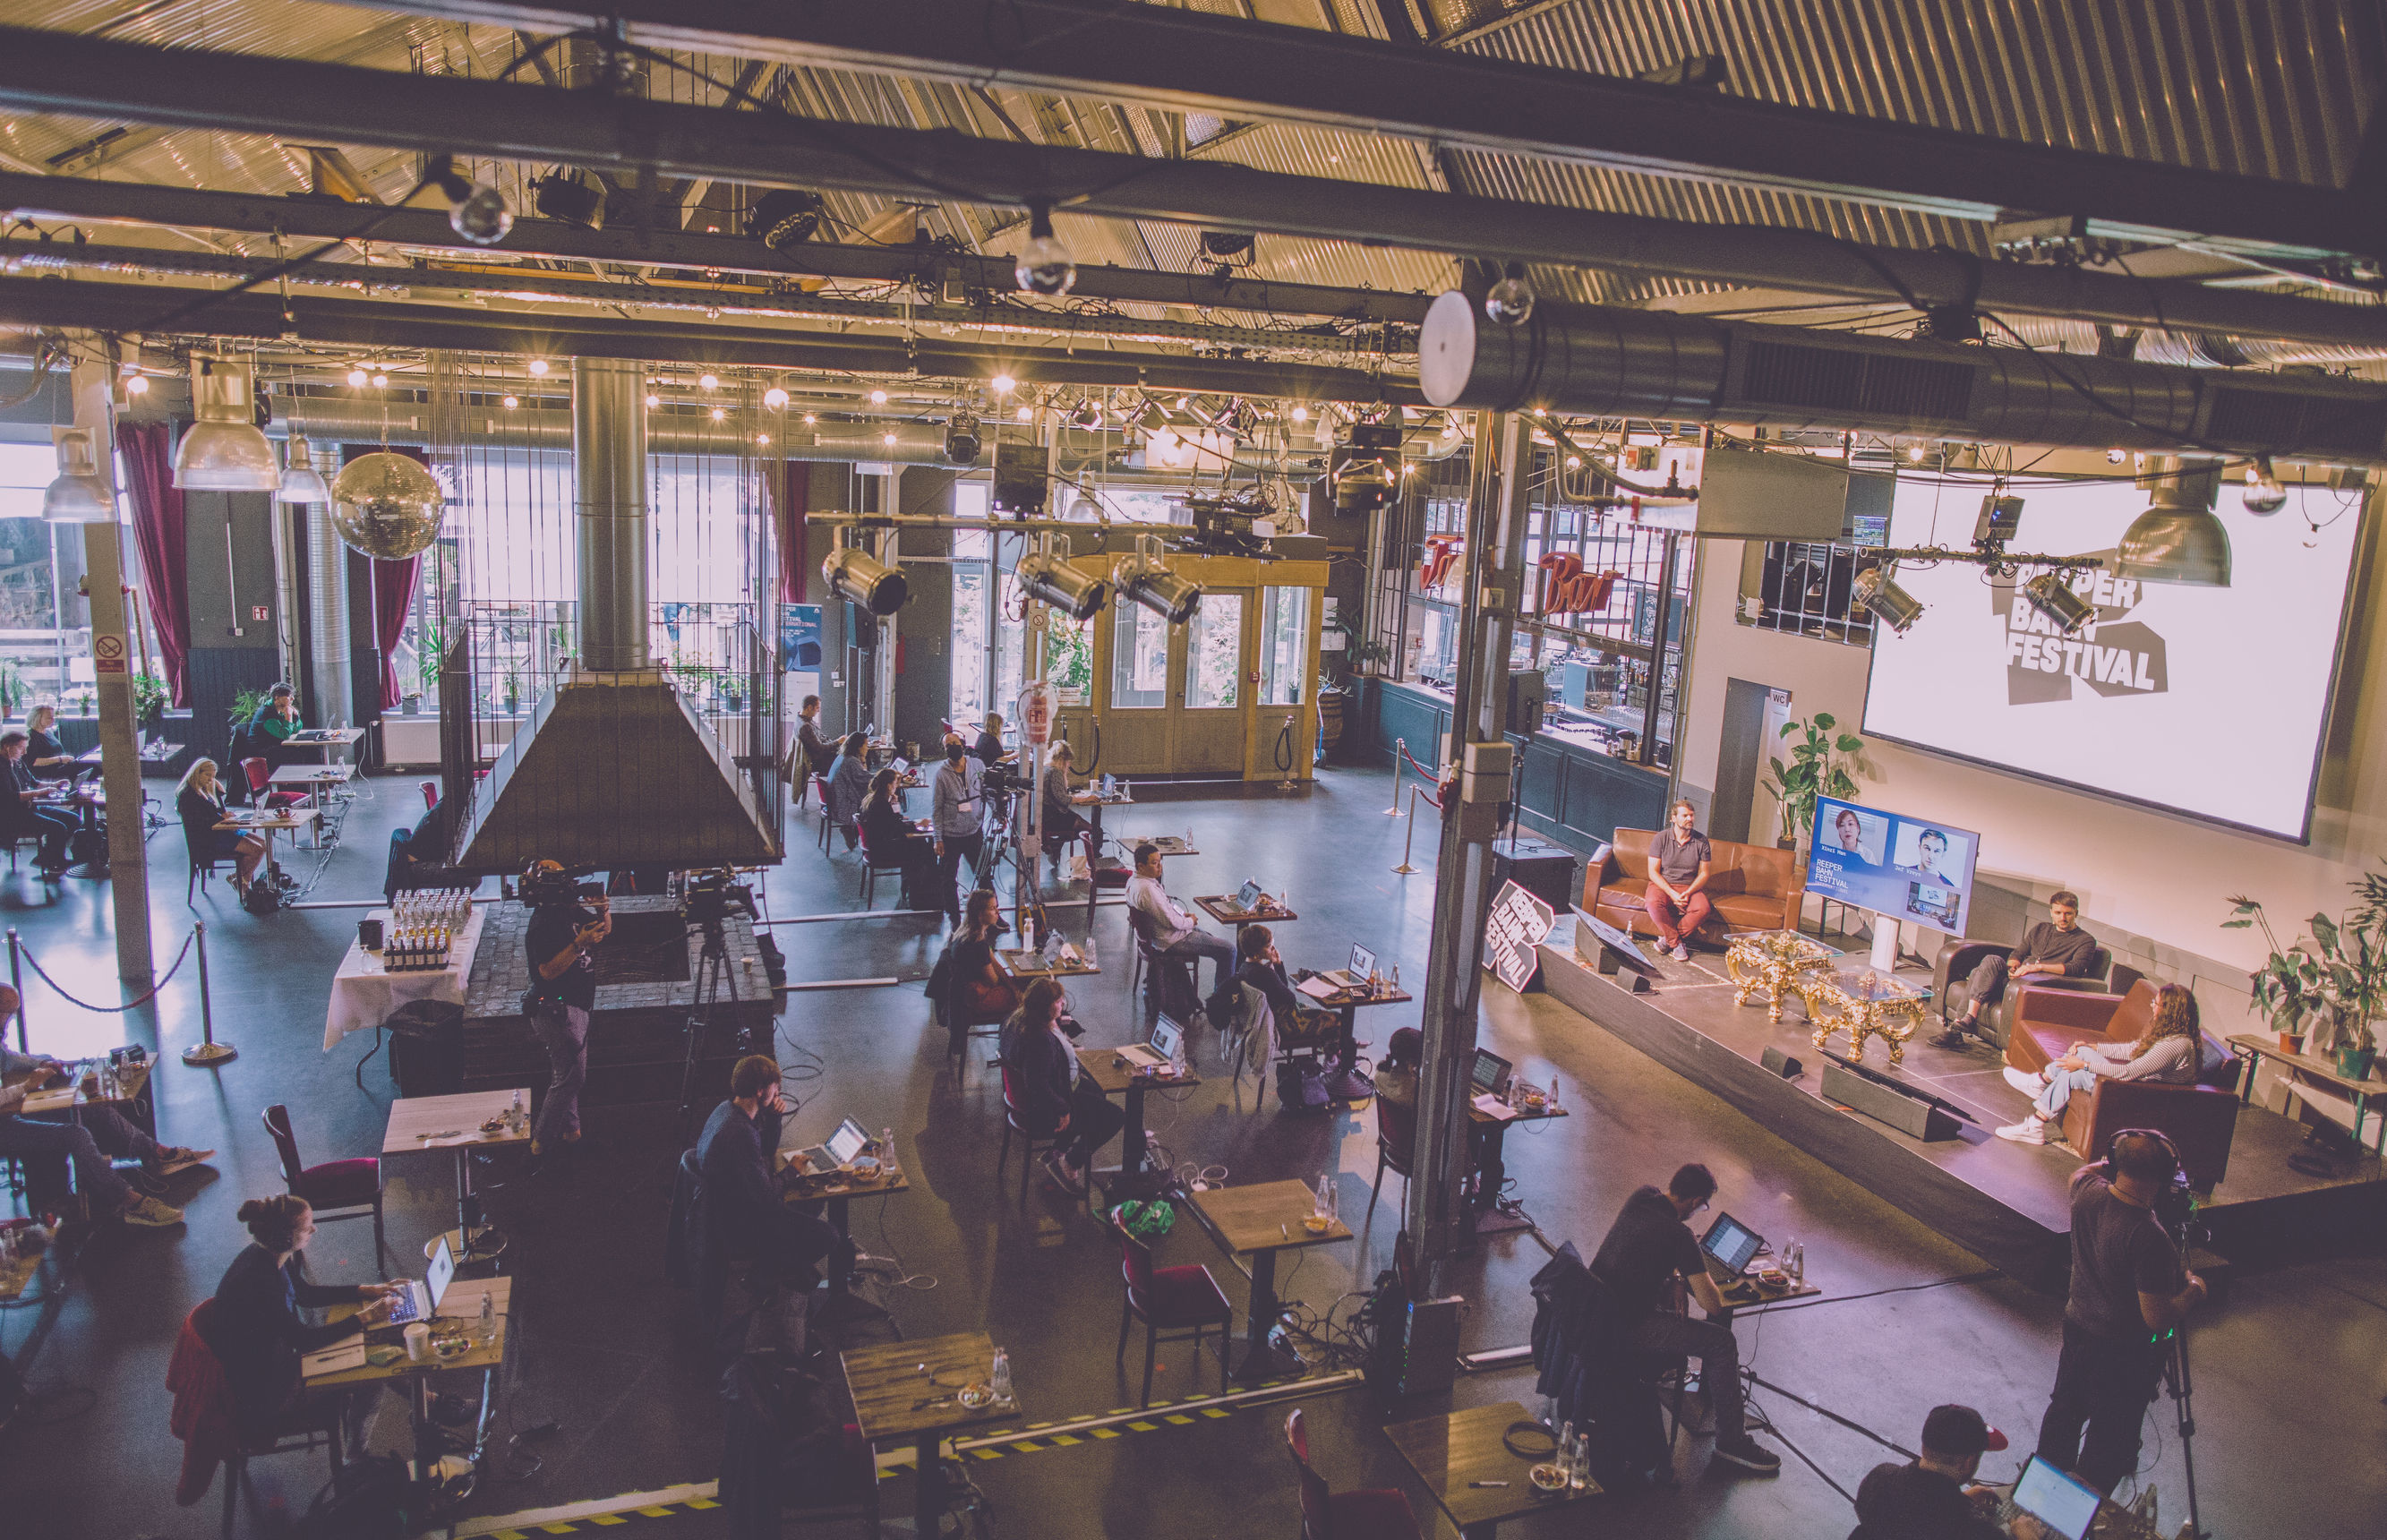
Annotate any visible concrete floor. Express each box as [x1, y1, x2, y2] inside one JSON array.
[[2, 766, 2382, 1539]]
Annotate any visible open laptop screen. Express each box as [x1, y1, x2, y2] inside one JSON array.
[[1236, 878, 1262, 909], [424, 1230, 456, 1310], [2012, 1456, 2101, 1540], [1348, 944, 1376, 980], [1470, 1048, 1511, 1094], [1149, 1015, 1183, 1063], [826, 1119, 872, 1167], [1700, 1214, 1763, 1277]]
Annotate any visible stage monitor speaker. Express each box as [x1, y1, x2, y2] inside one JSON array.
[[1760, 1046, 1803, 1080], [1821, 1060, 1960, 1141]]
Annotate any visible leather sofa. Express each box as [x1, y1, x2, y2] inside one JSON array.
[[1585, 829, 1804, 941], [2001, 980, 2243, 1190], [1931, 938, 2136, 1049]]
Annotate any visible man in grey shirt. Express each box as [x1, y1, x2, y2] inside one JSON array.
[[930, 735, 984, 922], [1644, 799, 1713, 962], [1935, 891, 2101, 1048]]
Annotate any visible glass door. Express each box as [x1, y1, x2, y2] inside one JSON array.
[[1175, 589, 1247, 773]]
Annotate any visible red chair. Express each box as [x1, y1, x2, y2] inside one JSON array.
[[169, 1297, 345, 1536], [1284, 1407, 1421, 1540], [418, 780, 439, 811], [241, 758, 307, 811], [1114, 1212, 1232, 1404], [261, 1105, 386, 1270]]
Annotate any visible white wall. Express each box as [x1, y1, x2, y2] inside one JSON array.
[[1679, 526, 2387, 980]]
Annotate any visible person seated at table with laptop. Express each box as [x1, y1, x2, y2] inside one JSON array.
[[2, 1022, 203, 1228], [697, 1055, 846, 1288], [1372, 1027, 1497, 1188], [948, 889, 1017, 1022], [1997, 982, 2204, 1146], [1589, 1162, 1782, 1474], [972, 712, 1013, 766], [1850, 1404, 2032, 1540], [23, 703, 74, 782], [1933, 892, 2100, 1050], [1645, 799, 1715, 962], [247, 682, 304, 769], [1037, 742, 1096, 875], [781, 695, 835, 787], [859, 767, 939, 909], [1125, 843, 1236, 1023], [204, 1194, 405, 1450], [1001, 979, 1124, 1195], [178, 757, 270, 894], [0, 729, 78, 876]]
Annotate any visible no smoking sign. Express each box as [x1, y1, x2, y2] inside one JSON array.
[[93, 631, 127, 675]]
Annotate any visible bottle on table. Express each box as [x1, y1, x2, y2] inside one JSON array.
[[878, 1126, 898, 1177], [475, 1289, 498, 1348], [990, 1348, 1013, 1404], [1570, 1433, 1591, 1491]]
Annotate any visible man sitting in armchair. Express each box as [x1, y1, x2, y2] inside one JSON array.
[[1933, 892, 2100, 1050]]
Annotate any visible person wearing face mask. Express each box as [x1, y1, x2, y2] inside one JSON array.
[[930, 734, 986, 923]]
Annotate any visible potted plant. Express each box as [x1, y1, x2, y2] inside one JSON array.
[[131, 671, 168, 728], [0, 661, 24, 720], [415, 647, 441, 713], [1762, 713, 1861, 851], [501, 667, 522, 714], [229, 685, 265, 737], [2227, 863, 2387, 1076], [2226, 897, 2325, 1054]]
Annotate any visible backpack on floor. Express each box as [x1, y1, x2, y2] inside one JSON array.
[[301, 1454, 420, 1540], [1277, 1059, 1331, 1110]]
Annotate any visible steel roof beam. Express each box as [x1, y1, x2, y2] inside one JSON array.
[[330, 0, 2384, 260], [1, 28, 2382, 351]]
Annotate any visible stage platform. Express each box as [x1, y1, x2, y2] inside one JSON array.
[[1536, 922, 2387, 1292]]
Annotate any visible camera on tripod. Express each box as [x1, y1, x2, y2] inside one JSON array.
[[980, 763, 1033, 797], [520, 862, 603, 909], [680, 868, 756, 929]]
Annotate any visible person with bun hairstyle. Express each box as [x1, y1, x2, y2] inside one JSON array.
[[1000, 979, 1123, 1194], [202, 1194, 405, 1446]]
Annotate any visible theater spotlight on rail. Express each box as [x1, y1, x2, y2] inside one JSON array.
[[1116, 537, 1203, 625], [1852, 563, 1926, 635], [1015, 547, 1109, 621], [2021, 572, 2096, 637], [824, 543, 910, 616]]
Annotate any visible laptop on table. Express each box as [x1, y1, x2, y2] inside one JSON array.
[[2006, 1455, 2102, 1540], [1698, 1212, 1765, 1286], [1321, 944, 1377, 991], [384, 1230, 458, 1327], [789, 1117, 873, 1177], [1116, 1014, 1184, 1071], [1233, 878, 1265, 912]]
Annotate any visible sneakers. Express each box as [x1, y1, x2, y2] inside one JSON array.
[[120, 1193, 184, 1228], [2001, 1065, 2046, 1098], [1670, 943, 1691, 962], [1713, 1435, 1782, 1474], [1044, 1151, 1087, 1195], [1995, 1117, 2049, 1145], [147, 1145, 214, 1177]]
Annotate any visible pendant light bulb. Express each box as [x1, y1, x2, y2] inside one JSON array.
[[278, 434, 331, 505], [1484, 260, 1536, 326], [2242, 456, 2288, 516], [1015, 201, 1077, 296]]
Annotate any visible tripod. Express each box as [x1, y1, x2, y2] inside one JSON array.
[[2155, 1225, 2208, 1539], [676, 920, 742, 1137]]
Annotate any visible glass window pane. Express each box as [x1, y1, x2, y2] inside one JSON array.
[[1111, 598, 1168, 708], [1185, 592, 1242, 709], [951, 560, 988, 724], [994, 569, 1024, 710], [1046, 610, 1093, 705], [1257, 586, 1308, 706]]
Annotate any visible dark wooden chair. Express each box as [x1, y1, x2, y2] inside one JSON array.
[[1285, 1406, 1421, 1540], [1113, 1211, 1232, 1404], [261, 1104, 386, 1270]]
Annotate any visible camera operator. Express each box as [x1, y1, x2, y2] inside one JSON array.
[[930, 734, 984, 924], [2033, 1130, 2206, 1494], [522, 860, 611, 1158]]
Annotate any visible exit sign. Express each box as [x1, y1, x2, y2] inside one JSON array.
[[251, 605, 269, 620]]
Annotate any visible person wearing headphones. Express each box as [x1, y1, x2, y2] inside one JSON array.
[[2033, 1129, 2206, 1493]]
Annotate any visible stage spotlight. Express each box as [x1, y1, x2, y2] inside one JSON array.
[[748, 188, 826, 249], [2022, 572, 2094, 637], [1070, 399, 1103, 430], [427, 155, 512, 245], [2117, 460, 2230, 587], [2242, 455, 2288, 516], [532, 169, 607, 230], [1119, 556, 1203, 625], [1014, 201, 1076, 296], [1484, 260, 1535, 326], [823, 545, 911, 616], [1852, 563, 1925, 634], [1014, 551, 1109, 620], [945, 412, 982, 465]]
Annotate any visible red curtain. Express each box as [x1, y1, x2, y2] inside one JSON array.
[[372, 556, 419, 709], [774, 461, 807, 603], [116, 420, 192, 706]]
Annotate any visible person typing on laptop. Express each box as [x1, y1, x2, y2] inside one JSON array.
[[1588, 1163, 1782, 1474], [697, 1056, 845, 1288], [203, 1194, 402, 1450], [1850, 1404, 2036, 1540], [1125, 843, 1236, 1022], [1000, 980, 1124, 1195]]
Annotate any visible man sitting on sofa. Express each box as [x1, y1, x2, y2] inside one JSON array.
[[1645, 799, 1713, 962], [1932, 891, 2100, 1050]]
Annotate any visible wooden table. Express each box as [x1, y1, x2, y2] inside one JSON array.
[[270, 762, 356, 844], [995, 948, 1099, 983], [1127, 835, 1199, 859], [311, 1274, 510, 1479], [1076, 790, 1132, 922], [383, 1089, 532, 1263], [1296, 979, 1415, 1078], [1709, 1272, 1824, 1318], [1078, 1044, 1201, 1201], [215, 807, 320, 905], [843, 1330, 1017, 1533], [6, 1057, 155, 1138], [1384, 1400, 1601, 1536], [1187, 1179, 1353, 1382], [1193, 894, 1298, 941], [281, 726, 367, 766], [778, 1150, 911, 1295], [1466, 1098, 1567, 1233], [2228, 1032, 2387, 1152]]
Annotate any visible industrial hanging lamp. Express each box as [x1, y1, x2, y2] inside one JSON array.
[[40, 426, 116, 523], [2115, 459, 2230, 588], [278, 432, 330, 505], [173, 357, 281, 492]]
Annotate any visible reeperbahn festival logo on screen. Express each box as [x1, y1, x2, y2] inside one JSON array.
[[1991, 552, 2168, 706]]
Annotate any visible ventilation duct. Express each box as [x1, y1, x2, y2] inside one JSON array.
[[1420, 292, 2387, 466], [451, 356, 776, 874], [303, 500, 354, 735]]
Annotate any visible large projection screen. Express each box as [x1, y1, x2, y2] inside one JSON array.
[[1861, 475, 2361, 842]]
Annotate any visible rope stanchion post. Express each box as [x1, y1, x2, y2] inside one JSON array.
[[181, 923, 235, 1067], [1392, 783, 1424, 875], [6, 928, 22, 1052], [1383, 737, 1405, 815]]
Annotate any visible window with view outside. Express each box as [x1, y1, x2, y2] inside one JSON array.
[[950, 522, 990, 726], [1045, 607, 1093, 704], [0, 442, 109, 714], [1112, 596, 1168, 708], [1185, 592, 1242, 709], [1258, 586, 1307, 705]]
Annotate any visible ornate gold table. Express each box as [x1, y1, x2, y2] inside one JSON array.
[[1802, 967, 1932, 1065], [1724, 929, 1840, 1022]]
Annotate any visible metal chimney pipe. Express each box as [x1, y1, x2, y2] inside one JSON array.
[[573, 356, 647, 672]]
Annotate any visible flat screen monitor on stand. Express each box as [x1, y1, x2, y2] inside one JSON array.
[[1802, 796, 1981, 967]]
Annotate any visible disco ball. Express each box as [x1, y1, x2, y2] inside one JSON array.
[[328, 452, 447, 559]]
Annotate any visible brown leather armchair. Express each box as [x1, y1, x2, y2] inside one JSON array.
[[1932, 939, 2133, 1049], [1585, 829, 1804, 941], [2002, 981, 2243, 1189]]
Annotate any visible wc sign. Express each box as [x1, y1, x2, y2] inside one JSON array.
[[92, 631, 127, 675]]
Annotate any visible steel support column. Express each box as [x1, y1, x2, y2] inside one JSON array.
[[1404, 412, 1531, 1275]]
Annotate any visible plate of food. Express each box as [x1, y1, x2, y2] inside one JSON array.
[[1527, 1462, 1570, 1493], [956, 1383, 997, 1411]]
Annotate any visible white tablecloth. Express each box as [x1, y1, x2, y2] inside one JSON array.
[[322, 905, 487, 1050]]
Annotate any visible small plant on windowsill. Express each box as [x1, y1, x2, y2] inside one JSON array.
[[131, 671, 168, 727]]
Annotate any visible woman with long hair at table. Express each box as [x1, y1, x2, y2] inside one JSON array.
[[177, 757, 268, 893]]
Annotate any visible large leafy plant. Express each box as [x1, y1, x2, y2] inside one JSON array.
[[1763, 713, 1861, 844], [2226, 862, 2387, 1054]]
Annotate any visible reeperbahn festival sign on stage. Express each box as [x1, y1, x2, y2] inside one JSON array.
[[1484, 880, 1558, 992]]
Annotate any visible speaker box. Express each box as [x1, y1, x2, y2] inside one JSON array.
[[1760, 1046, 1803, 1080], [1821, 1059, 1961, 1141]]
